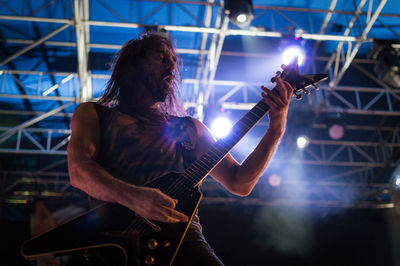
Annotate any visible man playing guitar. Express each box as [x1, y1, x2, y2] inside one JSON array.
[[67, 32, 294, 265]]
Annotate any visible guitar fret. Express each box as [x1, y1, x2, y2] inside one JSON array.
[[186, 164, 206, 178], [197, 160, 212, 172], [240, 117, 253, 127], [203, 153, 219, 165], [183, 100, 271, 185], [246, 111, 259, 122]]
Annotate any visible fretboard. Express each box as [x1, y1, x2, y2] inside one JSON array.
[[182, 100, 270, 186]]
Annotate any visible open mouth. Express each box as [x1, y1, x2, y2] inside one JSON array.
[[162, 72, 173, 85]]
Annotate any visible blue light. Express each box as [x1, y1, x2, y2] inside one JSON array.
[[282, 46, 305, 66], [210, 117, 232, 139], [297, 135, 309, 149]]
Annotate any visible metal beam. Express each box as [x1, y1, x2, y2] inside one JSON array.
[[0, 23, 71, 66], [328, 0, 387, 89], [74, 0, 92, 102], [0, 102, 73, 144]]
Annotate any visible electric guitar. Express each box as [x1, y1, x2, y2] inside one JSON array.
[[20, 59, 328, 266]]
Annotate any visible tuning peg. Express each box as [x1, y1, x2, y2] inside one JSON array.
[[312, 84, 319, 90], [296, 94, 302, 100], [305, 89, 310, 95]]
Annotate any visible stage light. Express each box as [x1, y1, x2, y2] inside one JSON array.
[[369, 40, 400, 88], [236, 13, 248, 24], [328, 124, 344, 140], [390, 166, 400, 215], [210, 117, 232, 139], [268, 174, 282, 187], [296, 135, 309, 149], [224, 0, 253, 28], [282, 46, 305, 66], [326, 113, 345, 140]]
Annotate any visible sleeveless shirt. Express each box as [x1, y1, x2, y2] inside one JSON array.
[[92, 103, 202, 231]]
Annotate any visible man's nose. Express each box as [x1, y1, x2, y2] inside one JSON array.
[[163, 56, 174, 69]]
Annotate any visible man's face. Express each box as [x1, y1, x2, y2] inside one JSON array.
[[140, 43, 177, 102]]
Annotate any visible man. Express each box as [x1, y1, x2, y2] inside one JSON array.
[[67, 33, 294, 265]]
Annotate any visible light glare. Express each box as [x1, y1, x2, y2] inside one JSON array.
[[282, 47, 304, 66], [396, 176, 400, 187], [236, 13, 248, 23], [210, 117, 232, 139], [268, 174, 281, 187], [297, 135, 309, 149]]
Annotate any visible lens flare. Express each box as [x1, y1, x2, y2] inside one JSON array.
[[282, 47, 305, 66], [210, 117, 232, 139], [236, 13, 248, 23], [296, 135, 309, 149]]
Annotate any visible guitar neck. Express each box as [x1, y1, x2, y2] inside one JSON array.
[[182, 100, 270, 186]]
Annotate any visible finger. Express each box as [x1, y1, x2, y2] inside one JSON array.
[[262, 86, 283, 105], [275, 76, 293, 100], [261, 85, 271, 93], [155, 189, 177, 209], [162, 206, 189, 223], [264, 84, 286, 103], [262, 92, 280, 109], [166, 217, 181, 223], [269, 90, 286, 107]]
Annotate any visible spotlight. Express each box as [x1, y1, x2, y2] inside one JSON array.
[[326, 113, 345, 140], [282, 46, 305, 66], [328, 124, 344, 140], [224, 0, 253, 28], [369, 40, 400, 88], [390, 166, 400, 215], [296, 135, 309, 149], [210, 117, 233, 139], [268, 174, 282, 187]]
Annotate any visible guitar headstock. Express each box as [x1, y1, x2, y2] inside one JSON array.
[[271, 57, 328, 100]]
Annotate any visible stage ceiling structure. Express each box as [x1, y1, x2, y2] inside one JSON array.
[[0, 0, 399, 210]]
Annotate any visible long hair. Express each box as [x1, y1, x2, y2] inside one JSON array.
[[98, 32, 186, 116]]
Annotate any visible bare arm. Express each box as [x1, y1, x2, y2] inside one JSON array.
[[193, 74, 294, 196], [68, 102, 188, 223]]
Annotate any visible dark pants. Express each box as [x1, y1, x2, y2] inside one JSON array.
[[173, 227, 224, 266]]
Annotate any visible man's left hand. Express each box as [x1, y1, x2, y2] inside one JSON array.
[[261, 70, 294, 136]]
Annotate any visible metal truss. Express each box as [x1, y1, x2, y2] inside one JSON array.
[[0, 126, 70, 155], [1, 169, 394, 209], [1, 169, 83, 204], [1, 0, 399, 208], [201, 178, 394, 209]]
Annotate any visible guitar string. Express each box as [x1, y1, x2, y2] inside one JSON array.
[[119, 75, 320, 235], [121, 105, 267, 236], [120, 103, 269, 235]]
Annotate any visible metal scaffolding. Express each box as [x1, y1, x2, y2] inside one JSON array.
[[0, 0, 399, 208]]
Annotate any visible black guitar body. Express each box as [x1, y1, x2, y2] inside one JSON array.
[[21, 172, 202, 266]]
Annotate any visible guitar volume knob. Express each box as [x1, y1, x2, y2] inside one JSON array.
[[147, 239, 158, 250], [144, 255, 155, 265], [163, 240, 171, 247]]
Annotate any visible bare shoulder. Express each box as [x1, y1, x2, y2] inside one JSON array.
[[190, 117, 215, 139], [68, 102, 101, 159], [72, 102, 99, 121], [189, 118, 217, 158]]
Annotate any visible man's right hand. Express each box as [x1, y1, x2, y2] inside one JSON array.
[[120, 185, 189, 223]]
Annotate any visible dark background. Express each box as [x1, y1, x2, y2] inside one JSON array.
[[2, 202, 400, 266]]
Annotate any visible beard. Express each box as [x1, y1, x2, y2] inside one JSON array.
[[139, 69, 171, 102]]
